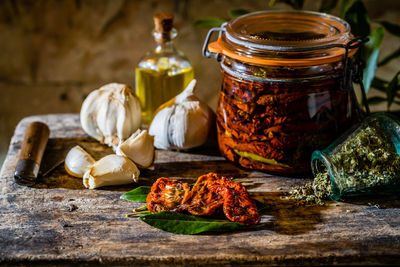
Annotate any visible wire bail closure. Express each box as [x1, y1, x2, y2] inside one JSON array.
[[340, 37, 370, 115], [202, 26, 226, 60]]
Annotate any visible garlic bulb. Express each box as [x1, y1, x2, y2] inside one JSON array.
[[149, 79, 215, 150], [64, 146, 96, 178], [116, 129, 155, 168], [83, 154, 140, 189], [80, 83, 141, 148]]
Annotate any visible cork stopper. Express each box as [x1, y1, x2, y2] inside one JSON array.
[[153, 12, 174, 43]]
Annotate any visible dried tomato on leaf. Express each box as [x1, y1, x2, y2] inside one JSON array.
[[182, 173, 224, 216], [146, 173, 260, 225], [209, 177, 260, 225], [146, 177, 190, 213]]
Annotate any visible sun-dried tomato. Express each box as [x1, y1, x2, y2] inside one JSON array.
[[146, 177, 190, 213], [182, 173, 224, 216], [209, 177, 260, 225], [146, 173, 261, 225], [217, 69, 360, 175]]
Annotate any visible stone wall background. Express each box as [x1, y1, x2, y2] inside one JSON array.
[[1, 0, 400, 166]]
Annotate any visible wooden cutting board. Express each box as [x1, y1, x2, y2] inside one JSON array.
[[1, 114, 400, 266]]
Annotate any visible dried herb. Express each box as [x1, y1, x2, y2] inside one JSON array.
[[289, 117, 400, 204], [329, 120, 400, 194], [288, 170, 331, 206]]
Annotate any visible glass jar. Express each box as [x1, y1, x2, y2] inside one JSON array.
[[203, 11, 362, 175], [312, 113, 400, 200]]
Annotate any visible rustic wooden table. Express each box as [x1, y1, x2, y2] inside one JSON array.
[[1, 114, 400, 266]]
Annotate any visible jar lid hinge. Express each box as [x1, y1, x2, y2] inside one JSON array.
[[202, 26, 225, 61]]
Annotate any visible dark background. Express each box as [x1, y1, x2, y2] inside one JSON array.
[[1, 0, 399, 166]]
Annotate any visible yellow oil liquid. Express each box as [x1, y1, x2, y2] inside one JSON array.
[[135, 67, 194, 124]]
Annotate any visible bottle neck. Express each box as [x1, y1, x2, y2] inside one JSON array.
[[155, 40, 176, 53], [153, 28, 178, 53]]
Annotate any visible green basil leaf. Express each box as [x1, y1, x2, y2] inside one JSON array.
[[319, 0, 338, 13], [139, 211, 251, 234], [340, 0, 356, 18], [367, 96, 387, 105], [344, 0, 370, 37], [120, 186, 151, 202], [192, 18, 226, 28], [228, 9, 249, 19], [386, 71, 400, 109], [379, 21, 400, 38], [378, 47, 400, 67], [363, 27, 384, 92]]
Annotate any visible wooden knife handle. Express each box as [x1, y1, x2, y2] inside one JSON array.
[[14, 121, 50, 186]]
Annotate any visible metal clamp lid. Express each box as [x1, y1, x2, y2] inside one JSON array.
[[202, 26, 226, 60]]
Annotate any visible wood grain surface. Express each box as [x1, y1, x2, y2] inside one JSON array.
[[1, 114, 400, 266]]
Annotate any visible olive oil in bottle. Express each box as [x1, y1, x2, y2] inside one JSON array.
[[135, 12, 194, 124]]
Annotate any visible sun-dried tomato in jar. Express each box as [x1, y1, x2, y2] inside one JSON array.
[[203, 11, 362, 175]]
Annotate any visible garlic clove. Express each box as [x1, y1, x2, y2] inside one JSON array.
[[186, 101, 215, 148], [116, 129, 155, 168], [80, 83, 142, 148], [80, 89, 104, 142], [149, 105, 175, 150], [64, 146, 96, 178], [149, 79, 215, 150], [83, 154, 140, 189], [169, 101, 214, 150]]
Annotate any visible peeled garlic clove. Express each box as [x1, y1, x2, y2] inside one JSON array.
[[149, 79, 215, 150], [80, 83, 141, 148], [116, 129, 155, 168], [83, 154, 139, 189], [64, 146, 95, 178]]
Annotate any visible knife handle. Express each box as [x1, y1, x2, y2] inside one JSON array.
[[14, 121, 50, 186]]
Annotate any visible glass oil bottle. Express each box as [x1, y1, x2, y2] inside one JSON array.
[[135, 12, 194, 124]]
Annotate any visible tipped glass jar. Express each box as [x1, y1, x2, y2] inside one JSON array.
[[203, 11, 363, 175], [312, 113, 400, 200], [136, 13, 194, 124]]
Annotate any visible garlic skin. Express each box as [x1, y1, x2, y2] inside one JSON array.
[[83, 154, 140, 189], [116, 129, 155, 168], [80, 83, 141, 148], [64, 146, 96, 178], [149, 79, 215, 150]]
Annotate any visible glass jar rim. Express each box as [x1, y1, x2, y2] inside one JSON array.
[[208, 10, 358, 66]]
